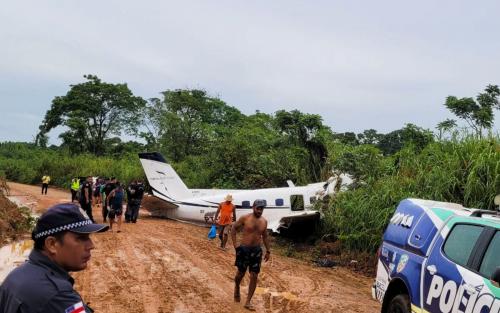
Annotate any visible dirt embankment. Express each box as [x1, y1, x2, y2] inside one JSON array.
[[5, 182, 381, 313], [0, 180, 34, 244]]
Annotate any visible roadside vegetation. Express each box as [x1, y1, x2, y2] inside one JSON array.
[[1, 75, 498, 255], [0, 177, 35, 244]]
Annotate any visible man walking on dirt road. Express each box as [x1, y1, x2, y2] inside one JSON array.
[[71, 177, 80, 202], [214, 194, 236, 249], [107, 182, 125, 232], [41, 174, 50, 195], [79, 176, 95, 223], [102, 177, 117, 223], [0, 203, 108, 313], [231, 199, 271, 311], [125, 179, 145, 223]]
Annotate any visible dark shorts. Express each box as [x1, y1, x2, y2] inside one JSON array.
[[235, 246, 262, 274], [108, 206, 122, 219]]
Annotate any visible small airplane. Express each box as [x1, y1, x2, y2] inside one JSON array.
[[139, 152, 352, 232]]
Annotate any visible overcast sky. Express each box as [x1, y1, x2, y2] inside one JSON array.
[[1, 0, 499, 144]]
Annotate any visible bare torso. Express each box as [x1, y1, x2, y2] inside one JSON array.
[[239, 214, 267, 247]]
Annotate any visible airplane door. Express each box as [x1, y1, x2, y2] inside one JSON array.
[[422, 222, 485, 312], [290, 195, 304, 211]]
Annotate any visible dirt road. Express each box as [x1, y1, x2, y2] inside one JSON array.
[[7, 182, 381, 313]]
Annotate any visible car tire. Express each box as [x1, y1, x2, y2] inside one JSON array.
[[387, 294, 410, 313]]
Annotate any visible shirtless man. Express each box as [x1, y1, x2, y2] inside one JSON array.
[[231, 199, 271, 311]]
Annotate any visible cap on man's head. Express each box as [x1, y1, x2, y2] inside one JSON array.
[[253, 199, 266, 208], [32, 203, 108, 240], [224, 194, 233, 201]]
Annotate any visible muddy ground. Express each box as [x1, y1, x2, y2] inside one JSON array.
[[6, 182, 381, 313]]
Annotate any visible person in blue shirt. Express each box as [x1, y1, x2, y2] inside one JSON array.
[[107, 182, 125, 233]]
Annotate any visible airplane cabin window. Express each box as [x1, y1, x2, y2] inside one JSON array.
[[290, 195, 304, 211], [275, 198, 284, 206]]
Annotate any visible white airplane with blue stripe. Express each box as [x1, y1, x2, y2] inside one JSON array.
[[139, 152, 351, 232]]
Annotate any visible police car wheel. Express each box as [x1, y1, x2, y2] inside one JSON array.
[[387, 294, 410, 313]]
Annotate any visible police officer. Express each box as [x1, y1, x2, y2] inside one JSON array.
[[125, 179, 145, 223], [79, 176, 94, 223], [0, 203, 108, 313]]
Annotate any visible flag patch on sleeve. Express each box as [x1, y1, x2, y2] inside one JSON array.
[[65, 301, 85, 313]]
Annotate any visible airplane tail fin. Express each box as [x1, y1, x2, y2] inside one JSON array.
[[138, 152, 191, 202]]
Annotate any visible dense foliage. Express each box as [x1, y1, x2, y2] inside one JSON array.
[[2, 79, 499, 253], [0, 143, 144, 187], [323, 135, 500, 252]]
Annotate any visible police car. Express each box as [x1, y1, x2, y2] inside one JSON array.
[[372, 198, 500, 313]]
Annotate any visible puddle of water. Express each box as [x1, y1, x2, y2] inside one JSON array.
[[6, 196, 25, 208], [0, 240, 32, 282]]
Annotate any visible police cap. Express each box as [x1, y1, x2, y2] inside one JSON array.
[[32, 203, 108, 240]]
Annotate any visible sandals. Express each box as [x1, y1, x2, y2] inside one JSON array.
[[244, 304, 256, 311]]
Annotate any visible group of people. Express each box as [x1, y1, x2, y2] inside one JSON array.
[[2, 185, 269, 312], [71, 176, 145, 232], [214, 194, 271, 311]]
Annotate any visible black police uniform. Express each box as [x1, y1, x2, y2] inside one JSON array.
[[0, 203, 107, 313], [79, 181, 94, 223], [0, 249, 93, 313], [125, 182, 144, 223]]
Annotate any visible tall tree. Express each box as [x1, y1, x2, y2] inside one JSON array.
[[333, 132, 359, 146], [150, 89, 243, 161], [140, 97, 169, 152], [357, 129, 381, 145], [274, 110, 329, 181], [444, 84, 499, 136], [36, 75, 146, 155], [377, 123, 434, 155], [436, 119, 457, 140]]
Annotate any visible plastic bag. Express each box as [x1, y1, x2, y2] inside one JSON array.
[[208, 225, 217, 239]]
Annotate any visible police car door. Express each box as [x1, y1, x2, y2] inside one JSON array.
[[422, 221, 485, 312], [459, 228, 500, 313]]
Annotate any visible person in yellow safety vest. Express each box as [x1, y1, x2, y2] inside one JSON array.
[[41, 175, 51, 195], [71, 178, 80, 202]]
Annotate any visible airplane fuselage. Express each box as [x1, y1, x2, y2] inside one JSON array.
[[153, 184, 324, 231], [138, 152, 349, 232]]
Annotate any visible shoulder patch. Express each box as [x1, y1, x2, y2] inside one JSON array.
[[65, 301, 84, 313]]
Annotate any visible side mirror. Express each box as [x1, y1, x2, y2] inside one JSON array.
[[491, 267, 500, 287]]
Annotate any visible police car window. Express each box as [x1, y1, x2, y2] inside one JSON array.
[[443, 224, 483, 267], [479, 231, 500, 279], [242, 201, 250, 208]]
